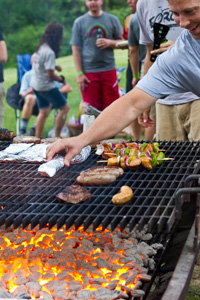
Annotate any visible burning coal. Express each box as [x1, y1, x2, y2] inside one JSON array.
[[0, 225, 162, 300]]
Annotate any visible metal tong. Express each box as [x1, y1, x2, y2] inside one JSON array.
[[86, 105, 101, 117]]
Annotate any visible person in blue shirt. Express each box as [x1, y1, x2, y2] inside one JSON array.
[[19, 54, 72, 136]]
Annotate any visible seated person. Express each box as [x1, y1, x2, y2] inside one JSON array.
[[19, 54, 72, 136]]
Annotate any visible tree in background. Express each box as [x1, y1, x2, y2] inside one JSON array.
[[1, 0, 129, 68]]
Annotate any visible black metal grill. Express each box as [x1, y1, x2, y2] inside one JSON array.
[[0, 140, 200, 233]]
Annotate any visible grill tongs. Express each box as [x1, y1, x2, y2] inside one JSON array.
[[86, 105, 101, 117]]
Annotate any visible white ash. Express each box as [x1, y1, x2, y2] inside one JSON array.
[[94, 288, 129, 299], [77, 290, 91, 299], [68, 284, 82, 292], [26, 281, 42, 298], [55, 272, 74, 282], [0, 224, 162, 300], [106, 282, 118, 290], [52, 292, 68, 300], [39, 291, 54, 300], [14, 292, 32, 299], [0, 288, 13, 298], [0, 281, 5, 289], [13, 284, 27, 294], [132, 289, 145, 297], [65, 291, 77, 300]]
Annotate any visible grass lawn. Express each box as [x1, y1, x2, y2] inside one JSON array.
[[3, 49, 128, 137]]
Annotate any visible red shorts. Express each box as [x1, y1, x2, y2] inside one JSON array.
[[82, 69, 120, 112]]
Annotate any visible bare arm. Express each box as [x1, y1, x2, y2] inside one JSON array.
[[46, 87, 157, 166], [72, 45, 90, 92], [20, 87, 34, 98], [72, 45, 82, 73], [0, 40, 7, 63], [46, 69, 64, 83], [60, 82, 73, 94], [137, 45, 154, 126], [143, 44, 154, 74], [96, 38, 124, 49], [138, 42, 174, 126], [129, 45, 140, 87], [55, 65, 62, 72]]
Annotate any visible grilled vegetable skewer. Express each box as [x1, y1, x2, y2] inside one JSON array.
[[98, 142, 172, 170]]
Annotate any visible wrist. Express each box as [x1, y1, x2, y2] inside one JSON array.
[[133, 72, 141, 78], [77, 71, 84, 76]]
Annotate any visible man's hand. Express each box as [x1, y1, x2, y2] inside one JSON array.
[[132, 77, 140, 88], [138, 108, 155, 128], [77, 73, 90, 92], [150, 40, 175, 55], [46, 137, 84, 167], [96, 38, 111, 49]]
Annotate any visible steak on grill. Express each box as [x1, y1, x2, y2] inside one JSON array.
[[56, 185, 92, 204]]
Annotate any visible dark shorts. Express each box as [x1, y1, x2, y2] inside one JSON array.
[[19, 96, 39, 116], [34, 87, 67, 110], [126, 61, 133, 93]]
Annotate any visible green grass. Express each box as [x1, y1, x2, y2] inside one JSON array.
[[3, 49, 128, 137]]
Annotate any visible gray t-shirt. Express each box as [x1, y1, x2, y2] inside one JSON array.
[[136, 0, 198, 105], [137, 0, 183, 45], [136, 30, 200, 99], [128, 13, 146, 64], [70, 12, 122, 72], [31, 43, 56, 91]]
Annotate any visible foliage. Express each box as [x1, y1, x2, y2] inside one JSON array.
[[5, 26, 43, 67], [0, 0, 131, 69], [103, 0, 128, 9], [109, 7, 131, 26]]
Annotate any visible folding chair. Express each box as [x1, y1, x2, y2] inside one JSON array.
[[116, 67, 126, 96], [116, 67, 126, 83], [6, 54, 32, 135], [16, 54, 32, 82]]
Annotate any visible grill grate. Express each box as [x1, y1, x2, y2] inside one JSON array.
[[0, 140, 200, 232]]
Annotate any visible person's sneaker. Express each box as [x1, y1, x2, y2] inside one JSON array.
[[24, 127, 35, 136], [19, 129, 26, 135]]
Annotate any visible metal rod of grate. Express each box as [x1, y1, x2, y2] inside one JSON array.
[[0, 140, 200, 233]]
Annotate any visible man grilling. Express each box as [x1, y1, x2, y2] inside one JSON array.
[[47, 0, 200, 167]]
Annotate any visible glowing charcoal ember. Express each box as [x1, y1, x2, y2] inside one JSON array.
[[0, 225, 158, 299]]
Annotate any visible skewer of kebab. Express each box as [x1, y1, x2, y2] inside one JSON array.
[[98, 142, 173, 170], [101, 141, 163, 157]]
